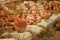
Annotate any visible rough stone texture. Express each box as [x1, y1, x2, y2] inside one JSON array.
[[26, 25, 44, 34]]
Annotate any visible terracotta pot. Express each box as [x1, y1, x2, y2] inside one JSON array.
[[0, 19, 4, 25], [0, 10, 5, 17], [14, 17, 27, 32], [43, 13, 51, 19], [6, 23, 13, 32], [56, 21, 60, 30]]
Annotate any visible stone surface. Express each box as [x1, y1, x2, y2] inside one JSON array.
[[26, 25, 43, 34], [37, 19, 48, 28], [10, 31, 32, 40]]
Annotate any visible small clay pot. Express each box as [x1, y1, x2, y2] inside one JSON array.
[[56, 21, 60, 30], [43, 13, 52, 19]]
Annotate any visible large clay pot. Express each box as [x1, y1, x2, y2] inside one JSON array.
[[14, 17, 27, 32]]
